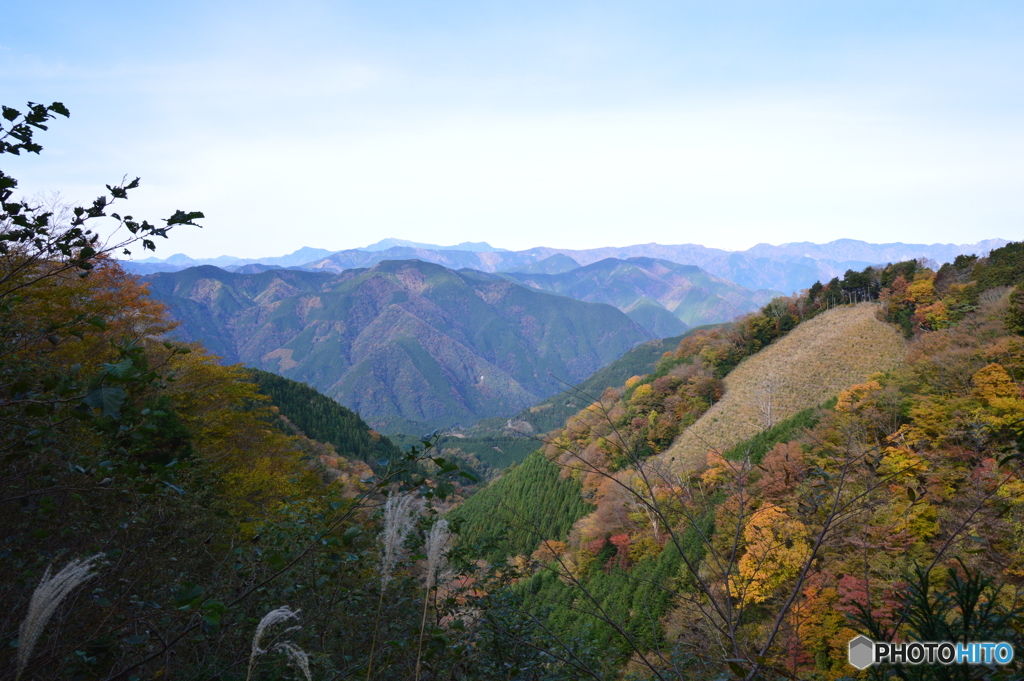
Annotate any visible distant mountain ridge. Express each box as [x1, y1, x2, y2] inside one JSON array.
[[129, 246, 336, 274], [358, 238, 505, 253], [143, 260, 652, 433], [744, 238, 1010, 264], [122, 238, 1007, 295]]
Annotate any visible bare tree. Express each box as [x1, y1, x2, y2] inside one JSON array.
[[753, 374, 780, 431]]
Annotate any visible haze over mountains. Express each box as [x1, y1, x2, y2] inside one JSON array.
[[502, 257, 777, 335], [125, 237, 1007, 294], [133, 237, 1009, 434]]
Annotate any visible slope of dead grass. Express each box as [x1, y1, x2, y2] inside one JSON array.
[[661, 303, 907, 471]]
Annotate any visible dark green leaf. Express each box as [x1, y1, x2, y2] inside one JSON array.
[[83, 386, 126, 418], [342, 526, 361, 546]]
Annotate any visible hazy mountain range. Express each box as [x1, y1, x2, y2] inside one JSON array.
[[143, 260, 651, 433], [124, 237, 1007, 295], [134, 237, 1010, 433], [502, 257, 779, 336]]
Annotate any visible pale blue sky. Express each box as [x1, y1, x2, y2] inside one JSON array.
[[3, 2, 1023, 258]]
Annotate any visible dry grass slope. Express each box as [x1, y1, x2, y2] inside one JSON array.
[[662, 303, 906, 471]]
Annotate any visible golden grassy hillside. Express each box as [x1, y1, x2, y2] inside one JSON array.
[[661, 303, 907, 471]]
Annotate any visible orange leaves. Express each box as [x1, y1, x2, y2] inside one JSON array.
[[792, 577, 853, 674], [912, 299, 949, 329], [701, 451, 730, 487], [532, 540, 568, 564], [835, 380, 881, 413], [890, 274, 910, 300], [756, 442, 805, 500], [6, 258, 173, 373]]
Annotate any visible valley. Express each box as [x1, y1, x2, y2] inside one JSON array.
[[7, 150, 1024, 681], [6, 6, 1024, 676], [143, 259, 652, 433]]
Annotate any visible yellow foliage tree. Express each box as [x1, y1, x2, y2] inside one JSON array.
[[972, 363, 1024, 420], [161, 349, 322, 521], [730, 503, 810, 606], [906, 275, 936, 305]]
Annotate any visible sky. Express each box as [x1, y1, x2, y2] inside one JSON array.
[[2, 1, 1023, 259]]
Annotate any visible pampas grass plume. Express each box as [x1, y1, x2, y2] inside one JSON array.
[[424, 518, 451, 590], [367, 493, 422, 680], [379, 493, 421, 588], [275, 641, 312, 681], [16, 553, 103, 681], [415, 518, 451, 680], [247, 606, 303, 681]]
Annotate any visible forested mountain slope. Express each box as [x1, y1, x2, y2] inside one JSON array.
[[502, 257, 778, 332], [0, 254, 445, 680], [245, 368, 402, 465], [144, 259, 652, 433], [455, 242, 1024, 679], [422, 331, 697, 477], [450, 452, 593, 561], [12, 103, 1024, 681], [472, 328, 698, 438], [662, 302, 906, 470]]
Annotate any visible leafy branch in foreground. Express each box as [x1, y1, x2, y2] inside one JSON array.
[[1, 101, 203, 300]]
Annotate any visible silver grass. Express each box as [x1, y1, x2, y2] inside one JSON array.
[[274, 641, 312, 681], [415, 519, 451, 681], [424, 518, 451, 590], [368, 494, 422, 681], [16, 553, 103, 681], [247, 606, 301, 681], [379, 493, 421, 588]]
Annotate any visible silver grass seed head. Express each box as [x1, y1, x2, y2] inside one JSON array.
[[274, 641, 312, 681], [424, 518, 451, 590], [379, 492, 422, 589], [16, 553, 103, 681], [251, 606, 301, 656], [248, 606, 303, 681]]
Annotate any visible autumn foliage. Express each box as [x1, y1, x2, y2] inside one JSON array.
[[474, 244, 1024, 678]]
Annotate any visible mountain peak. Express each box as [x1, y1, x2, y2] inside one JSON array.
[[359, 238, 505, 253]]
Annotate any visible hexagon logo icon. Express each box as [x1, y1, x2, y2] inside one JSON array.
[[848, 635, 875, 670]]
